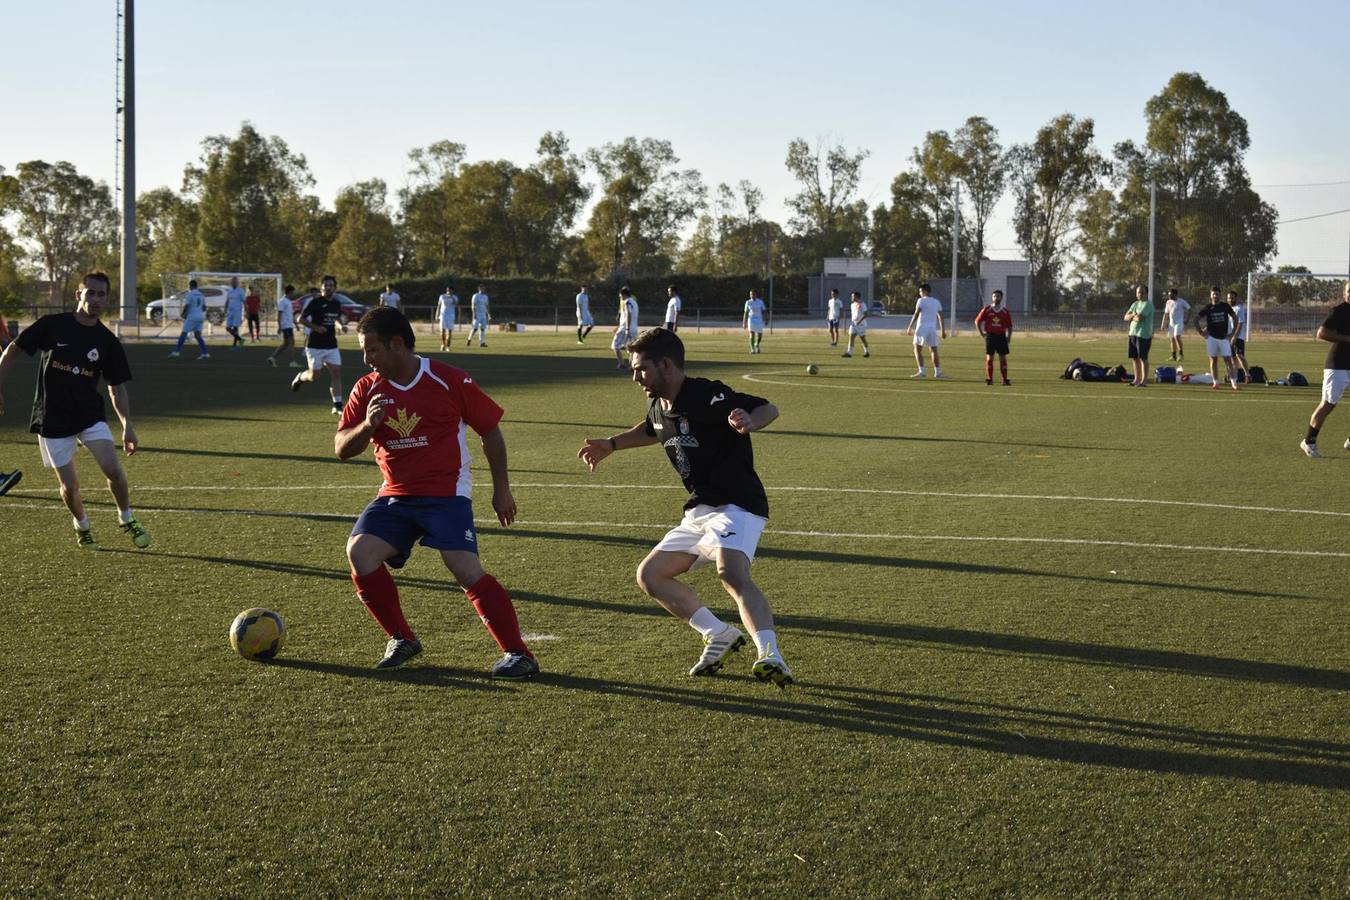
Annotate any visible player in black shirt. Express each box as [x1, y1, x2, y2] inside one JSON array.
[[577, 328, 793, 686], [1300, 281, 1350, 457], [290, 274, 348, 414], [0, 272, 150, 549], [1194, 286, 1243, 391]]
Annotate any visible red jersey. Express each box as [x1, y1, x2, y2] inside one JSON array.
[[974, 305, 1013, 336], [340, 357, 504, 497], [244, 293, 262, 315]]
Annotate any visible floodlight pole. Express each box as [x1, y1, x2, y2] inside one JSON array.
[[1146, 181, 1156, 307], [950, 181, 960, 334], [119, 0, 136, 323]]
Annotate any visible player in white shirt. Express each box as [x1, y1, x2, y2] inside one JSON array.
[[1162, 288, 1191, 361], [576, 285, 594, 344], [467, 285, 490, 347], [378, 285, 401, 310], [612, 286, 639, 370], [1227, 290, 1252, 383], [826, 288, 844, 347], [435, 286, 459, 351], [267, 284, 300, 368], [664, 284, 682, 332], [905, 282, 946, 378], [842, 291, 871, 358], [743, 289, 767, 353], [224, 276, 246, 348]]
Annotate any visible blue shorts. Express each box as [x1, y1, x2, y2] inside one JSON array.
[[351, 495, 477, 568]]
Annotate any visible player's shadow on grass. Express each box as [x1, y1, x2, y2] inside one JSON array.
[[535, 673, 1350, 789], [139, 445, 378, 467], [268, 658, 501, 692], [764, 428, 1133, 453]]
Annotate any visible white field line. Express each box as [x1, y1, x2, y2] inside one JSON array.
[[8, 480, 1350, 519], [4, 501, 1348, 560], [742, 370, 1311, 404]]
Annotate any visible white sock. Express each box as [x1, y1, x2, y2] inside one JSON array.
[[752, 629, 778, 656], [688, 607, 725, 637], [917, 366, 925, 375], [935, 367, 943, 376], [73, 516, 90, 531], [118, 508, 134, 524]]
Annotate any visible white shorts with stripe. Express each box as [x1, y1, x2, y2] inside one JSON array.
[[306, 347, 342, 369], [38, 421, 114, 469], [654, 503, 767, 570]]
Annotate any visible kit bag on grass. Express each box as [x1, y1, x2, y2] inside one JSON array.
[[1154, 366, 1177, 383]]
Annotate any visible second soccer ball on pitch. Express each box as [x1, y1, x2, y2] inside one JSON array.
[[229, 608, 287, 661], [806, 363, 819, 375]]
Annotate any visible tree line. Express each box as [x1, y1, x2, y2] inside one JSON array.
[[0, 72, 1278, 311]]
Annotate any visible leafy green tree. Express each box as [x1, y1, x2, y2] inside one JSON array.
[[326, 179, 400, 287], [952, 116, 1008, 267], [583, 137, 705, 278], [279, 193, 338, 287], [137, 186, 201, 292], [783, 138, 869, 266], [1010, 114, 1109, 307], [0, 225, 25, 308], [185, 122, 312, 272], [399, 140, 466, 274], [0, 160, 116, 303], [871, 171, 952, 301], [678, 181, 780, 276]]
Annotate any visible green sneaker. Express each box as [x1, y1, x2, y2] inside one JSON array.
[[76, 528, 99, 550], [121, 517, 151, 549], [752, 648, 794, 688]]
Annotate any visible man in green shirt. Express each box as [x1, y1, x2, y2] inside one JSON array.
[[1124, 285, 1156, 387]]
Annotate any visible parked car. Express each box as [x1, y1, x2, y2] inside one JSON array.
[[291, 291, 368, 326], [867, 300, 888, 317], [146, 286, 229, 325]]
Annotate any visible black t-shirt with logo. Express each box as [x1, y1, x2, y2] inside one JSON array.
[[1197, 302, 1236, 339], [1321, 302, 1350, 370], [15, 313, 132, 438], [301, 296, 344, 349], [644, 376, 771, 518]]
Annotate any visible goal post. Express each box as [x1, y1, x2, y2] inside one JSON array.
[[157, 271, 284, 331]]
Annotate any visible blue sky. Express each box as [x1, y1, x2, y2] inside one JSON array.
[[4, 0, 1348, 270]]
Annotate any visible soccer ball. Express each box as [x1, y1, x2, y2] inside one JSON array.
[[806, 363, 819, 375], [230, 608, 287, 661]]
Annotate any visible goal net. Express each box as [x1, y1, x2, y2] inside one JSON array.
[[157, 271, 284, 332], [1247, 270, 1348, 336]]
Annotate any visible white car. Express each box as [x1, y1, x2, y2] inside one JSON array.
[[146, 286, 230, 325]]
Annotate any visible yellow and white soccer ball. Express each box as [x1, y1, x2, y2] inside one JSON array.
[[229, 608, 287, 661]]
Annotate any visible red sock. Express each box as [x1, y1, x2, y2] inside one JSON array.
[[1000, 359, 1008, 380], [466, 573, 529, 656], [985, 358, 994, 380], [351, 566, 416, 640]]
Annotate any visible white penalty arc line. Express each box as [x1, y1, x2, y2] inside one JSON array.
[[4, 501, 1347, 560], [742, 370, 1312, 404], [10, 480, 1350, 520]]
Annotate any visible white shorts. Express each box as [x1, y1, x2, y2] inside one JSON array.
[[439, 317, 455, 331], [848, 321, 867, 336], [306, 347, 342, 369], [38, 421, 114, 469], [471, 317, 488, 331], [746, 320, 764, 334], [1323, 370, 1350, 405], [612, 328, 636, 351], [1204, 336, 1232, 358], [1167, 323, 1185, 338], [226, 314, 243, 328], [181, 315, 205, 332], [578, 312, 594, 326], [654, 504, 767, 570], [913, 326, 940, 347]]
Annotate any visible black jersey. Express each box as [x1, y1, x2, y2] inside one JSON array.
[[644, 376, 770, 518], [15, 313, 132, 438], [1197, 302, 1236, 339], [1322, 302, 1350, 370], [301, 296, 344, 349]]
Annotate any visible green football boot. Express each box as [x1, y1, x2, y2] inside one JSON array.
[[121, 518, 151, 549]]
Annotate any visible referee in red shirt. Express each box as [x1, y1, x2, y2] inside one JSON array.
[[335, 307, 537, 677], [974, 289, 1014, 385]]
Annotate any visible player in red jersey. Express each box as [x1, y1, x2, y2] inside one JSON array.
[[335, 307, 538, 677], [974, 290, 1014, 385]]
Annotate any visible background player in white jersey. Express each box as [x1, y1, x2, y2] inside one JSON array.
[[1162, 288, 1191, 361], [576, 284, 594, 343], [1228, 290, 1251, 383], [664, 284, 682, 332], [612, 286, 639, 370], [842, 290, 871, 358], [435, 286, 458, 351], [378, 284, 401, 310], [224, 276, 246, 348], [826, 288, 844, 347], [467, 285, 490, 347], [905, 282, 946, 378], [268, 284, 300, 368], [169, 278, 210, 359], [743, 289, 766, 353]]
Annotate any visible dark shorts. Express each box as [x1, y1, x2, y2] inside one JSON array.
[[246, 313, 260, 324], [665, 320, 678, 330], [984, 333, 1010, 356], [1233, 337, 1246, 355], [280, 327, 294, 339], [1128, 336, 1152, 360], [828, 319, 840, 328], [352, 495, 478, 568]]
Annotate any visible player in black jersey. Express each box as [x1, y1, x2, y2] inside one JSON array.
[[577, 328, 793, 686], [1301, 281, 1350, 457], [0, 272, 150, 549], [291, 275, 348, 414]]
